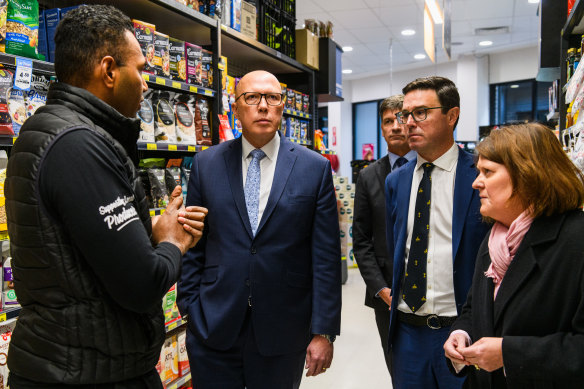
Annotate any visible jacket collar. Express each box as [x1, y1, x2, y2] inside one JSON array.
[[46, 82, 141, 162]]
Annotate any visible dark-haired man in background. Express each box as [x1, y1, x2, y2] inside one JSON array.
[[385, 77, 489, 389], [353, 94, 415, 378], [5, 5, 207, 388]]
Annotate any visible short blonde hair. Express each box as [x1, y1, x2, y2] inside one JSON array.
[[476, 123, 584, 218]]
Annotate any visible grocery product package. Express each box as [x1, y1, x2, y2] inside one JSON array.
[[137, 89, 155, 143], [201, 49, 213, 88], [152, 90, 177, 143], [0, 68, 13, 135], [194, 97, 212, 145], [219, 114, 233, 142], [153, 31, 170, 78], [185, 42, 202, 86], [133, 20, 156, 75], [6, 0, 41, 60], [177, 330, 190, 376], [7, 87, 25, 136], [160, 335, 179, 386], [173, 93, 197, 145], [0, 1, 6, 52], [148, 168, 169, 208], [169, 37, 186, 82], [0, 320, 16, 387], [25, 73, 50, 118]]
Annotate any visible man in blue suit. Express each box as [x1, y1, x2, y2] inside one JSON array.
[[177, 70, 342, 389], [384, 77, 489, 389]]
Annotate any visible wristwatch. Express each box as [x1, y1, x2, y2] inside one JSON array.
[[316, 334, 336, 344]]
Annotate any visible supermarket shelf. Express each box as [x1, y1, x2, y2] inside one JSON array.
[[283, 108, 312, 119], [0, 136, 16, 146], [142, 73, 216, 97], [221, 25, 313, 75], [165, 372, 191, 389], [165, 317, 187, 333], [0, 52, 54, 75], [0, 307, 21, 323], [288, 138, 312, 146], [137, 142, 209, 152], [149, 208, 166, 217], [563, 0, 584, 36]]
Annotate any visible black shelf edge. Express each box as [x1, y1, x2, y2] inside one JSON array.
[[142, 73, 216, 97], [148, 0, 217, 28], [563, 0, 584, 36], [0, 136, 15, 146], [0, 52, 54, 74], [220, 25, 312, 73], [0, 307, 21, 323], [137, 142, 208, 152], [283, 108, 312, 119]]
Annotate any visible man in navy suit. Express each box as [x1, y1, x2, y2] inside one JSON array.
[[177, 70, 342, 389], [384, 77, 489, 389]]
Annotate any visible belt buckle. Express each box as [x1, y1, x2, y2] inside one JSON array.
[[426, 314, 441, 329]]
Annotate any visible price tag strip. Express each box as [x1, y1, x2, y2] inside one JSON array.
[[14, 58, 33, 91]]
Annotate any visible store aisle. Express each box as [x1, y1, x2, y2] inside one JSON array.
[[300, 267, 392, 389]]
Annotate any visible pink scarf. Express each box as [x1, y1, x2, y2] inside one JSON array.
[[486, 210, 534, 298]]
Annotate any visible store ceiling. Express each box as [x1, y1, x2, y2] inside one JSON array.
[[295, 0, 541, 80]]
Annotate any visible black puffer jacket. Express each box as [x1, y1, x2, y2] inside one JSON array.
[[5, 82, 182, 384]]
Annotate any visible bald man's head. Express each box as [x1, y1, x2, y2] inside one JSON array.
[[235, 70, 280, 97]]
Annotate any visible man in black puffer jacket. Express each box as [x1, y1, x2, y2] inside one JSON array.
[[4, 5, 208, 388]]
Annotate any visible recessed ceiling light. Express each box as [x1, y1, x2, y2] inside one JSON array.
[[425, 0, 443, 24], [414, 54, 426, 60], [528, 0, 539, 3], [479, 40, 493, 46], [510, 84, 520, 88], [342, 46, 353, 52], [342, 69, 353, 74], [401, 29, 416, 36]]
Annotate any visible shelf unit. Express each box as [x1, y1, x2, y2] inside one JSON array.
[[559, 0, 584, 145], [165, 372, 191, 389], [0, 307, 21, 323]]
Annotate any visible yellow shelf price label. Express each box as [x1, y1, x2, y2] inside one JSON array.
[[188, 145, 196, 152], [202, 146, 209, 151], [168, 144, 178, 151], [172, 81, 181, 89], [189, 86, 198, 93], [12, 137, 16, 144], [146, 143, 157, 150], [0, 312, 5, 322], [204, 90, 213, 96], [141, 73, 150, 82], [155, 77, 166, 86]]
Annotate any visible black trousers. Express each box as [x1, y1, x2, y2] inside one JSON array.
[[374, 307, 393, 376], [8, 368, 163, 389]]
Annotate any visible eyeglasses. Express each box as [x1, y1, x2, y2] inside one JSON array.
[[396, 106, 444, 124], [235, 92, 285, 106]]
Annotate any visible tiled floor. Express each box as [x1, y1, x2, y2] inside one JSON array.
[[300, 267, 393, 389]]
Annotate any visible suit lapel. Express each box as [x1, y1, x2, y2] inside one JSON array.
[[375, 155, 391, 190], [452, 149, 477, 259], [255, 136, 297, 236], [223, 137, 254, 239], [393, 162, 415, 284]]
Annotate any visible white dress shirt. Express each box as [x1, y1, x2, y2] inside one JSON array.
[[397, 143, 459, 316], [241, 132, 280, 224]]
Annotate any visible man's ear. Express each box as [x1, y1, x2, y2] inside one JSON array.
[[99, 56, 117, 89], [232, 101, 239, 119], [448, 106, 460, 127]]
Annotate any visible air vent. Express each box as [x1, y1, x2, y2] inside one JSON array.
[[474, 26, 510, 35]]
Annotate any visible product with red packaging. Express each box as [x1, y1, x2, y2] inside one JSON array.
[[185, 42, 202, 86], [0, 68, 13, 135]]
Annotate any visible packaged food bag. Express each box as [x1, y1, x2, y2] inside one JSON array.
[[6, 0, 41, 59]]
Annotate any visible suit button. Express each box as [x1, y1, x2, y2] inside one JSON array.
[[245, 279, 250, 286], [251, 247, 257, 254]]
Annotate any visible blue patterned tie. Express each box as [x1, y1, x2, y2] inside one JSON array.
[[394, 157, 408, 169], [245, 149, 266, 236]]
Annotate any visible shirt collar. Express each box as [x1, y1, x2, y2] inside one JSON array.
[[415, 142, 459, 172], [242, 131, 280, 162], [388, 150, 417, 168]]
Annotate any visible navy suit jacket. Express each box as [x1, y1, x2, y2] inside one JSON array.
[[384, 148, 489, 347], [177, 135, 342, 357]]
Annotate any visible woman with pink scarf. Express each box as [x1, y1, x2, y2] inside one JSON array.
[[443, 123, 584, 388]]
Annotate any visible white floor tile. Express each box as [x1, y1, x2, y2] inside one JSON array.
[[300, 267, 393, 389]]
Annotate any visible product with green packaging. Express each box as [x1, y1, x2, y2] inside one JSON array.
[[6, 0, 41, 60]]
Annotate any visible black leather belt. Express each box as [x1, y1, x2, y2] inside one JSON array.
[[397, 311, 457, 329]]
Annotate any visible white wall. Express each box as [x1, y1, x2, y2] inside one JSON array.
[[350, 62, 458, 103], [489, 46, 538, 84], [456, 54, 490, 141]]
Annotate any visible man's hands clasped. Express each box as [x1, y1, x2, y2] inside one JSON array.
[[151, 186, 208, 254]]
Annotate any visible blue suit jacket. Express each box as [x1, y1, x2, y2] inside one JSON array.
[[384, 148, 489, 347], [177, 135, 342, 357]]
